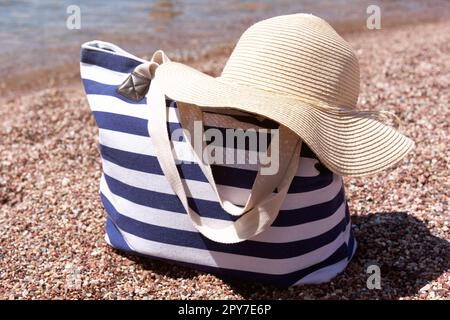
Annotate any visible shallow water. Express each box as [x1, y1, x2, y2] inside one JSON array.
[[0, 0, 448, 79]]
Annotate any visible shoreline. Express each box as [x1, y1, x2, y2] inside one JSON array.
[[1, 13, 448, 102]]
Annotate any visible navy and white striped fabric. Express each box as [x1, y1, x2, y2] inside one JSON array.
[[80, 41, 357, 287]]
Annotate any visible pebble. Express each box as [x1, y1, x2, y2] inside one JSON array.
[[61, 177, 70, 187]]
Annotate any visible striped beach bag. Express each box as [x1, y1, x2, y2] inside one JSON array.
[[80, 40, 357, 287]]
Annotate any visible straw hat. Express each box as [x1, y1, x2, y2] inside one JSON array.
[[152, 13, 414, 176]]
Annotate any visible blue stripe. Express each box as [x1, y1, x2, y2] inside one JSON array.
[[90, 106, 320, 157], [281, 243, 350, 286], [273, 191, 347, 227], [94, 111, 149, 136], [100, 145, 337, 212], [81, 47, 141, 73], [92, 110, 274, 151], [99, 144, 333, 193], [81, 48, 326, 161], [92, 110, 273, 150], [94, 111, 184, 138], [104, 173, 234, 221], [105, 216, 133, 252], [82, 72, 278, 132], [83, 77, 178, 106], [83, 74, 322, 159], [103, 173, 345, 226], [104, 218, 351, 287], [101, 193, 349, 259], [83, 79, 147, 104]]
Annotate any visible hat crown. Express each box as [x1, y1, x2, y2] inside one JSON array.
[[221, 14, 360, 108]]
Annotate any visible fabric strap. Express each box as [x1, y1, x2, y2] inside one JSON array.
[[176, 102, 298, 217], [138, 52, 302, 243]]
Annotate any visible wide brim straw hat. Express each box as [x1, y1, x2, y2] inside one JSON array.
[[152, 13, 414, 176]]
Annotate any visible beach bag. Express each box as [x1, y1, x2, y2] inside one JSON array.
[[80, 40, 356, 286]]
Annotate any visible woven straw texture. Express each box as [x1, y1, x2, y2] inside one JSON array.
[[154, 13, 414, 176]]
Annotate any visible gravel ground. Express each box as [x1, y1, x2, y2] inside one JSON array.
[[0, 20, 449, 300]]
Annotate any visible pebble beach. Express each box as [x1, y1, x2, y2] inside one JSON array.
[[0, 16, 449, 300]]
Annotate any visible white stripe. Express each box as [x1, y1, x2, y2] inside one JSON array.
[[86, 91, 271, 129], [87, 93, 304, 133], [98, 128, 291, 173], [97, 128, 205, 164], [295, 236, 357, 285], [101, 176, 228, 231], [101, 157, 343, 209], [98, 128, 322, 177], [295, 257, 350, 285], [99, 128, 258, 165], [102, 158, 210, 200], [282, 174, 342, 210], [100, 176, 347, 243], [252, 201, 346, 242], [116, 222, 350, 275], [298, 158, 320, 177], [87, 95, 181, 123], [99, 128, 154, 156], [86, 92, 321, 176], [81, 41, 146, 61], [104, 233, 112, 246], [81, 63, 129, 85]]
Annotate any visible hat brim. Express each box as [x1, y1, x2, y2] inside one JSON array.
[[155, 61, 414, 177]]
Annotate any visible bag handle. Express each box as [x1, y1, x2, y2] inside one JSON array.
[[156, 53, 303, 218], [118, 53, 302, 243], [148, 75, 301, 243], [176, 101, 298, 217]]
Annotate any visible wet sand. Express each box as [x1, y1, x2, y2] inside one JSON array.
[[0, 19, 449, 299]]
